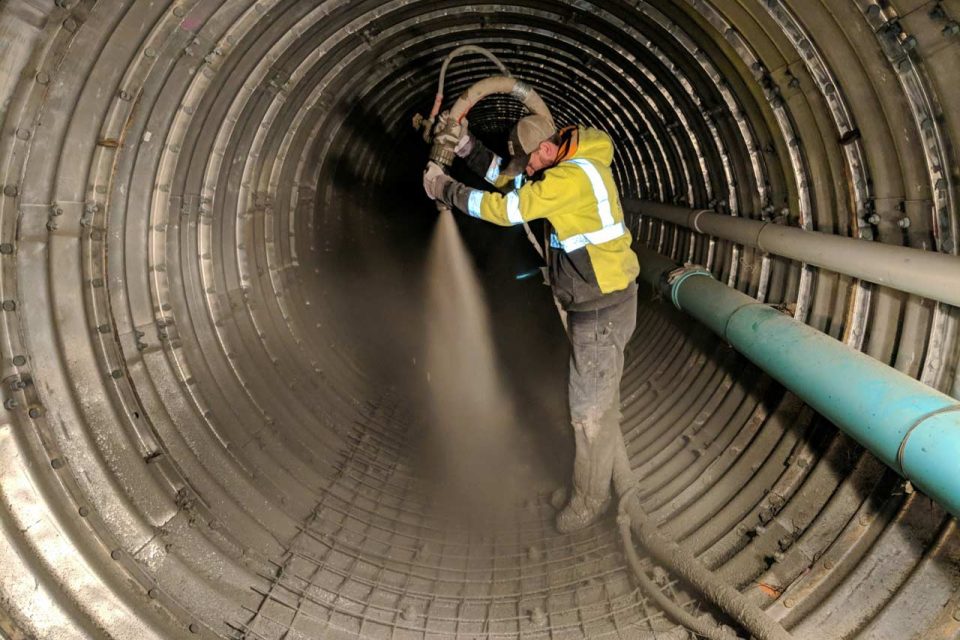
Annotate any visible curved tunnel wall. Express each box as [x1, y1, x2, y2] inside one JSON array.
[[0, 1, 958, 639]]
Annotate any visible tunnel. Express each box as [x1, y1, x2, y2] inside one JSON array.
[[0, 0, 959, 638]]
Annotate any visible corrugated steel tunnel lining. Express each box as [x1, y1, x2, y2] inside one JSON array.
[[0, 0, 959, 638]]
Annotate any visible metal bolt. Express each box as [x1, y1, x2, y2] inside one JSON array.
[[144, 47, 157, 58], [867, 213, 881, 225], [189, 623, 199, 634], [897, 217, 911, 229], [172, 6, 185, 17], [784, 597, 796, 608], [12, 355, 26, 366], [110, 369, 122, 379], [148, 587, 159, 598], [15, 129, 31, 141], [51, 458, 65, 469], [28, 407, 41, 418], [90, 230, 103, 241], [3, 185, 18, 198], [35, 71, 50, 85], [62, 18, 78, 32], [823, 559, 834, 570], [943, 22, 960, 36], [0, 243, 13, 254], [4, 399, 17, 410], [529, 606, 547, 626], [111, 549, 122, 560], [78, 506, 89, 517], [91, 278, 104, 288], [2, 300, 15, 311], [902, 35, 918, 50]]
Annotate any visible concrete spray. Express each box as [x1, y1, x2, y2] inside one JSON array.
[[417, 210, 551, 527]]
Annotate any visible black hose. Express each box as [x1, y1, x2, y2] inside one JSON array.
[[616, 502, 739, 640], [613, 452, 793, 640]]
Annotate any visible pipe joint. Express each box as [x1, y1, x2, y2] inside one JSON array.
[[510, 80, 531, 102], [665, 264, 713, 310], [896, 405, 960, 514], [895, 405, 959, 475]]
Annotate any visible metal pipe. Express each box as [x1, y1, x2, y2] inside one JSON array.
[[627, 200, 960, 307], [636, 245, 960, 517]]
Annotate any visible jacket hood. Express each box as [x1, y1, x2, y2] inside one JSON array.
[[571, 126, 614, 167]]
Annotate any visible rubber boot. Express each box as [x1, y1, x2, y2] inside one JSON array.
[[555, 492, 610, 533]]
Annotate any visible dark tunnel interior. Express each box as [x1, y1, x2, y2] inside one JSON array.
[[0, 1, 958, 639]]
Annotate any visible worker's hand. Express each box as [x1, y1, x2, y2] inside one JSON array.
[[422, 161, 452, 201], [434, 111, 474, 158]]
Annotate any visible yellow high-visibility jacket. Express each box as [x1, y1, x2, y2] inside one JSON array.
[[458, 127, 640, 310]]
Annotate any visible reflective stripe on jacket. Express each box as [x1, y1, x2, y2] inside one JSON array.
[[464, 127, 640, 309]]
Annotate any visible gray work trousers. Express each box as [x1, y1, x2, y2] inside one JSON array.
[[566, 290, 637, 506]]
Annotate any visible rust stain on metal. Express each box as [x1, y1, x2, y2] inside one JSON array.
[[757, 582, 783, 598]]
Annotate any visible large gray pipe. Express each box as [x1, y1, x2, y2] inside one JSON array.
[[625, 200, 960, 307]]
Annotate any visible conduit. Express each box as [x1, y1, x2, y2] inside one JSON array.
[[0, 1, 959, 640], [626, 200, 960, 308], [635, 245, 960, 517]]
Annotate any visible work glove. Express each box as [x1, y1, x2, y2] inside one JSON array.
[[434, 111, 474, 158], [422, 161, 452, 201]]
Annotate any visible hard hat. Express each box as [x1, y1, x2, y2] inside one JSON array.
[[505, 114, 556, 176]]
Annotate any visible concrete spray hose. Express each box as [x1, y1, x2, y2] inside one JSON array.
[[420, 51, 792, 640]]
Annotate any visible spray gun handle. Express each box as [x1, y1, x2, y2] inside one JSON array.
[[429, 114, 460, 167]]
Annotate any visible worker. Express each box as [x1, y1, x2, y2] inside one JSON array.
[[422, 113, 640, 533]]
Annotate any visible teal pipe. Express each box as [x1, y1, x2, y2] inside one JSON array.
[[636, 246, 960, 517]]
